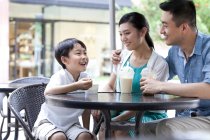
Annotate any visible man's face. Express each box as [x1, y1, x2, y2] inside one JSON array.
[[160, 11, 183, 46]]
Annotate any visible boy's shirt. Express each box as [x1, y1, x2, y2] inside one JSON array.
[[34, 69, 88, 131]]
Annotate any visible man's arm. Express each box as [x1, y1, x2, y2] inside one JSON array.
[[140, 78, 210, 99]]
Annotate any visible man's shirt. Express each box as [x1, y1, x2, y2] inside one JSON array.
[[166, 31, 210, 116]]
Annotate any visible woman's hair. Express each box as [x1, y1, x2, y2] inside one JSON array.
[[54, 38, 86, 69], [159, 0, 196, 29], [119, 12, 154, 49]]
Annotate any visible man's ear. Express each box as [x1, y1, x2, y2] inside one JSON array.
[[181, 22, 189, 32]]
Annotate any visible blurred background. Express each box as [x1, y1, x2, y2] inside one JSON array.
[[0, 0, 209, 83]]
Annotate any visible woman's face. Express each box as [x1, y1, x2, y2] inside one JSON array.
[[62, 43, 89, 73], [119, 22, 142, 50]]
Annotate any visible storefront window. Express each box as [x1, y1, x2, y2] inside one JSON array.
[[9, 0, 131, 79]]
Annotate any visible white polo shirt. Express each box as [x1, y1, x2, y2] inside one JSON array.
[[34, 69, 88, 131]]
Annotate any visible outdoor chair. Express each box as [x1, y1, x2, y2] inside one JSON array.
[[8, 83, 47, 140], [0, 76, 49, 139]]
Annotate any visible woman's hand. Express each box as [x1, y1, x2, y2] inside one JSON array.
[[111, 49, 122, 65]]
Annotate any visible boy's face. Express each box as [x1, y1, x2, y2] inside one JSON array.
[[62, 43, 88, 73], [160, 11, 184, 46]]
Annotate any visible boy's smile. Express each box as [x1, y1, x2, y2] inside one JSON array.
[[62, 43, 89, 74]]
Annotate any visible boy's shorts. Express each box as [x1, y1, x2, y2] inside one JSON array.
[[33, 119, 94, 140]]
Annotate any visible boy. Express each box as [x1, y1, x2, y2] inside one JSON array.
[[33, 38, 95, 140]]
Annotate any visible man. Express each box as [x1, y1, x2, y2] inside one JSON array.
[[140, 0, 210, 117], [112, 0, 210, 137]]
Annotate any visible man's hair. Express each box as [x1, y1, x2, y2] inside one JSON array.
[[54, 38, 86, 69], [160, 0, 196, 28]]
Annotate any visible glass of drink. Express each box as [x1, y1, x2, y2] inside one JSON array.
[[141, 67, 157, 79], [119, 66, 134, 93]]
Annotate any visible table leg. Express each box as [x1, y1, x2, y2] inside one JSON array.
[[3, 94, 11, 140], [3, 108, 11, 140], [101, 110, 111, 139], [135, 111, 145, 136]]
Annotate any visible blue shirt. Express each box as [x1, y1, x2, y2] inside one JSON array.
[[166, 32, 210, 83], [166, 31, 210, 116]]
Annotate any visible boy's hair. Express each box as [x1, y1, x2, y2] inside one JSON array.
[[55, 38, 86, 69], [159, 0, 196, 29]]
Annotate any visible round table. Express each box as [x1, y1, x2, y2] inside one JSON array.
[[45, 92, 199, 139]]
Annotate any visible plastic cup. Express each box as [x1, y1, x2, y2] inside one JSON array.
[[119, 66, 134, 93], [87, 84, 99, 94], [141, 68, 157, 79]]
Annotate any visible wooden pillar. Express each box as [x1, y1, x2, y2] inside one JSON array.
[[0, 0, 9, 82], [109, 0, 116, 50]]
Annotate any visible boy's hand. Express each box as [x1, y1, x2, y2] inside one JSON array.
[[78, 78, 92, 90], [112, 49, 121, 65]]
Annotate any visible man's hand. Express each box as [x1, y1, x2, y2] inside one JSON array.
[[111, 49, 121, 65], [78, 78, 92, 90], [140, 78, 163, 95]]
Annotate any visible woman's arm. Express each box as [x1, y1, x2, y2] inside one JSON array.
[[92, 73, 117, 120], [100, 73, 117, 92], [112, 111, 136, 121]]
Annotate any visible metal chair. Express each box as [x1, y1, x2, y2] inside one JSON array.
[[0, 92, 7, 139], [8, 83, 47, 140], [10, 76, 50, 84], [0, 76, 49, 139]]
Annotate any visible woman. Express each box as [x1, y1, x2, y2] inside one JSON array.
[[93, 12, 169, 139]]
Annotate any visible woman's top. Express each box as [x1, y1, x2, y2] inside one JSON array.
[[123, 57, 147, 94], [113, 50, 169, 93], [113, 50, 169, 113]]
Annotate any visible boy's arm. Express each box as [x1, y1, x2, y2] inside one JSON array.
[[44, 78, 92, 95]]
